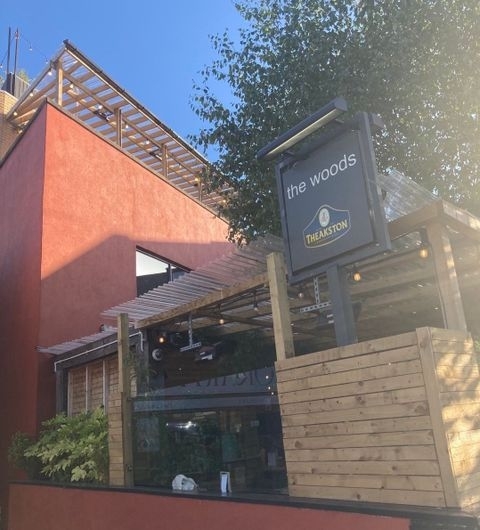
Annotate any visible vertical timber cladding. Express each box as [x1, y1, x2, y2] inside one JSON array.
[[276, 331, 445, 507], [276, 326, 480, 512], [67, 357, 118, 415], [277, 113, 390, 284], [421, 327, 480, 514]]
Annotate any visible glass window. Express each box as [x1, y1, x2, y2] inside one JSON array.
[[132, 366, 287, 494], [136, 249, 187, 296]]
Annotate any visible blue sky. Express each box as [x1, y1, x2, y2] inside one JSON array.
[[1, 1, 243, 159]]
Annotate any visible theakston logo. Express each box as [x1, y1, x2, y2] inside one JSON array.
[[303, 205, 351, 248]]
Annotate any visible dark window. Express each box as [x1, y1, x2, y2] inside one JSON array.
[[133, 330, 287, 494], [133, 367, 287, 494], [136, 249, 187, 296]]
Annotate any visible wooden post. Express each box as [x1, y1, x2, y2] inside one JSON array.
[[115, 108, 122, 147], [416, 327, 459, 507], [426, 222, 467, 331], [55, 62, 63, 107], [267, 252, 295, 361], [115, 313, 134, 486], [162, 144, 168, 177]]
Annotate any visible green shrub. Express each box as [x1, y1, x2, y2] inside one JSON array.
[[9, 408, 108, 484], [8, 431, 41, 479]]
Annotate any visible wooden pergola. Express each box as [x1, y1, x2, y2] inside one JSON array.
[[98, 197, 480, 360], [40, 191, 480, 505], [5, 40, 229, 210]]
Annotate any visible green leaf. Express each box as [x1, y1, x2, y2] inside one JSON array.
[[9, 408, 108, 484], [192, 0, 480, 241]]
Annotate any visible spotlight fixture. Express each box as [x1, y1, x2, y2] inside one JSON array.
[[256, 97, 348, 161], [218, 316, 225, 325], [151, 348, 164, 361], [93, 104, 113, 122]]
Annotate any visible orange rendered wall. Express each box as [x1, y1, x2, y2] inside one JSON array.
[[0, 108, 47, 508], [40, 103, 230, 347], [0, 103, 230, 515], [8, 484, 409, 530]]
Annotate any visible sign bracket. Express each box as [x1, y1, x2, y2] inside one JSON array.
[[299, 276, 332, 313], [327, 265, 357, 346]]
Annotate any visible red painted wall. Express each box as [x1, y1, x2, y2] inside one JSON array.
[[0, 103, 231, 516], [8, 484, 410, 530], [0, 110, 47, 506], [40, 103, 230, 347]]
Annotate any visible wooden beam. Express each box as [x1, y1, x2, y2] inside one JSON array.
[[162, 143, 168, 177], [56, 63, 63, 107], [388, 201, 441, 240], [135, 272, 269, 329], [387, 199, 480, 244], [117, 313, 134, 487], [267, 252, 295, 361], [416, 327, 459, 507], [115, 107, 122, 147], [439, 201, 480, 242], [426, 222, 467, 331]]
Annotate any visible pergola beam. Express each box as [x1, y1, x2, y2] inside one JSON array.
[[135, 272, 269, 329]]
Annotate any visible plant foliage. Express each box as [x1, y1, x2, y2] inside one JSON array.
[[9, 408, 108, 484], [192, 0, 480, 242]]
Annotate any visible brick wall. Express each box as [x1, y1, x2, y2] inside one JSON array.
[[0, 90, 18, 158]]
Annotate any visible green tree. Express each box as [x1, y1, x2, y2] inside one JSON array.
[[192, 0, 480, 242]]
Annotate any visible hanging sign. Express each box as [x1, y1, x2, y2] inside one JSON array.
[[276, 113, 390, 283]]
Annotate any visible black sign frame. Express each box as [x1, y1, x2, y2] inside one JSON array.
[[275, 112, 391, 284]]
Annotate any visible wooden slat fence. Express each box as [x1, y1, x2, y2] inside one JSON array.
[[276, 327, 480, 513]]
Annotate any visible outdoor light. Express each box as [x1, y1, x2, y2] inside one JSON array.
[[352, 268, 362, 282], [93, 105, 113, 122], [419, 246, 429, 259], [151, 348, 164, 361], [218, 316, 225, 325], [256, 97, 348, 161], [418, 229, 430, 259]]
